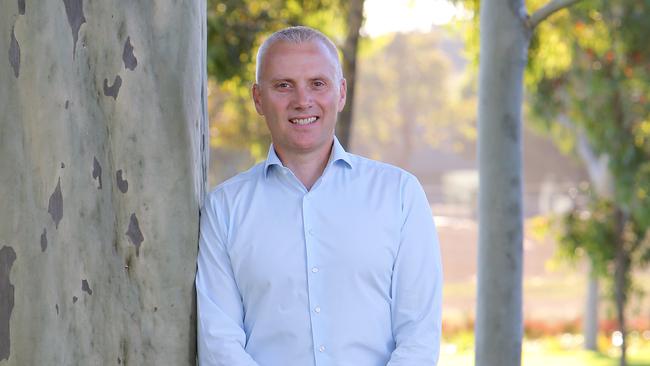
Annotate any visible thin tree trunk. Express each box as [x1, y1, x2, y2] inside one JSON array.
[[336, 0, 364, 149], [475, 1, 530, 365], [0, 1, 207, 364], [614, 209, 628, 366], [584, 262, 599, 351], [570, 122, 608, 352]]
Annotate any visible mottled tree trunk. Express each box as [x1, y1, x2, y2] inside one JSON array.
[[336, 0, 364, 150], [0, 0, 207, 364], [475, 1, 529, 365]]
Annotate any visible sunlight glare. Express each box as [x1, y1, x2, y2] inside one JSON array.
[[612, 331, 623, 347], [363, 0, 466, 37]]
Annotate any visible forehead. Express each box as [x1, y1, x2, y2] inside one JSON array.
[[260, 40, 339, 80]]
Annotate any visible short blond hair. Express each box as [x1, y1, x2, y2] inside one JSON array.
[[255, 26, 343, 83]]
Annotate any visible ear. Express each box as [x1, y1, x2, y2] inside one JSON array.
[[252, 83, 264, 116], [337, 78, 347, 113]]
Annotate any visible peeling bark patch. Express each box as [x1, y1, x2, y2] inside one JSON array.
[[55, 304, 59, 315], [72, 296, 78, 304], [62, 0, 86, 57], [18, 0, 25, 14], [93, 157, 102, 189], [124, 255, 133, 275], [126, 213, 143, 256], [48, 178, 63, 229], [103, 75, 122, 100], [503, 114, 519, 142], [122, 37, 137, 70], [0, 246, 17, 361], [81, 279, 92, 295], [119, 338, 129, 365], [65, 100, 69, 109], [9, 26, 20, 78], [40, 228, 47, 252], [61, 162, 65, 169], [116, 170, 128, 193]]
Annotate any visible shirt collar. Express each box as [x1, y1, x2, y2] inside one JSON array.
[[263, 136, 353, 178]]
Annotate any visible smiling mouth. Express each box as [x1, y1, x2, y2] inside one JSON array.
[[289, 116, 318, 125]]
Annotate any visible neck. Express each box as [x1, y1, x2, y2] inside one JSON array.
[[275, 141, 333, 191]]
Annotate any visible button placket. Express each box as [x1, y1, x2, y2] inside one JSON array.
[[302, 193, 326, 363]]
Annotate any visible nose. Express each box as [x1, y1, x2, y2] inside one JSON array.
[[292, 85, 313, 110]]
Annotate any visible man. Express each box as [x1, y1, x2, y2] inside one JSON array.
[[196, 26, 442, 366]]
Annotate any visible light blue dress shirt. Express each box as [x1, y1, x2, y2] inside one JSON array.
[[196, 137, 442, 366]]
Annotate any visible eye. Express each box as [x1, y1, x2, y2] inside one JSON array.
[[275, 82, 291, 89], [313, 80, 326, 88]]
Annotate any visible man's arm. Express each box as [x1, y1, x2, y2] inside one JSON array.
[[386, 175, 443, 366], [196, 192, 260, 366]]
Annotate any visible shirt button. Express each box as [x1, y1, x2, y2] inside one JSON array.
[[314, 306, 321, 313], [319, 345, 326, 352], [311, 267, 319, 273], [308, 229, 315, 236]]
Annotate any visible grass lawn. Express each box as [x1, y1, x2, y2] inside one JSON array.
[[439, 334, 650, 366]]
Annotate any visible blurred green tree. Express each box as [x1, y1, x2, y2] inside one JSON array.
[[207, 0, 344, 81], [527, 2, 650, 364]]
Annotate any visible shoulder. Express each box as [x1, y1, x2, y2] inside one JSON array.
[[347, 153, 429, 212], [204, 162, 265, 208], [347, 153, 421, 187]]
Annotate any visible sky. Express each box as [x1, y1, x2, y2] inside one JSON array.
[[362, 0, 467, 37]]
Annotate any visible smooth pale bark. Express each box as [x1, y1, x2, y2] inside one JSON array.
[[475, 1, 529, 365], [0, 0, 207, 364]]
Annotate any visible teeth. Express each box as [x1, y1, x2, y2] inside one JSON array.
[[290, 117, 317, 125]]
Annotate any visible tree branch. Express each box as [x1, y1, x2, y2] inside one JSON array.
[[529, 0, 583, 29], [557, 115, 614, 198]]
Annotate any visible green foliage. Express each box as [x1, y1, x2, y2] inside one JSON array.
[[530, 8, 650, 362], [528, 0, 650, 264], [207, 0, 344, 82], [555, 189, 617, 275]]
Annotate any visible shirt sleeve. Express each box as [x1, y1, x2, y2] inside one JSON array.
[[386, 174, 443, 366], [196, 191, 260, 366]]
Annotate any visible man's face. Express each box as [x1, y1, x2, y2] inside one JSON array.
[[252, 40, 346, 158]]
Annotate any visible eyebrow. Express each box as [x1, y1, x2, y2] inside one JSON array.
[[269, 78, 293, 83], [269, 75, 331, 84]]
